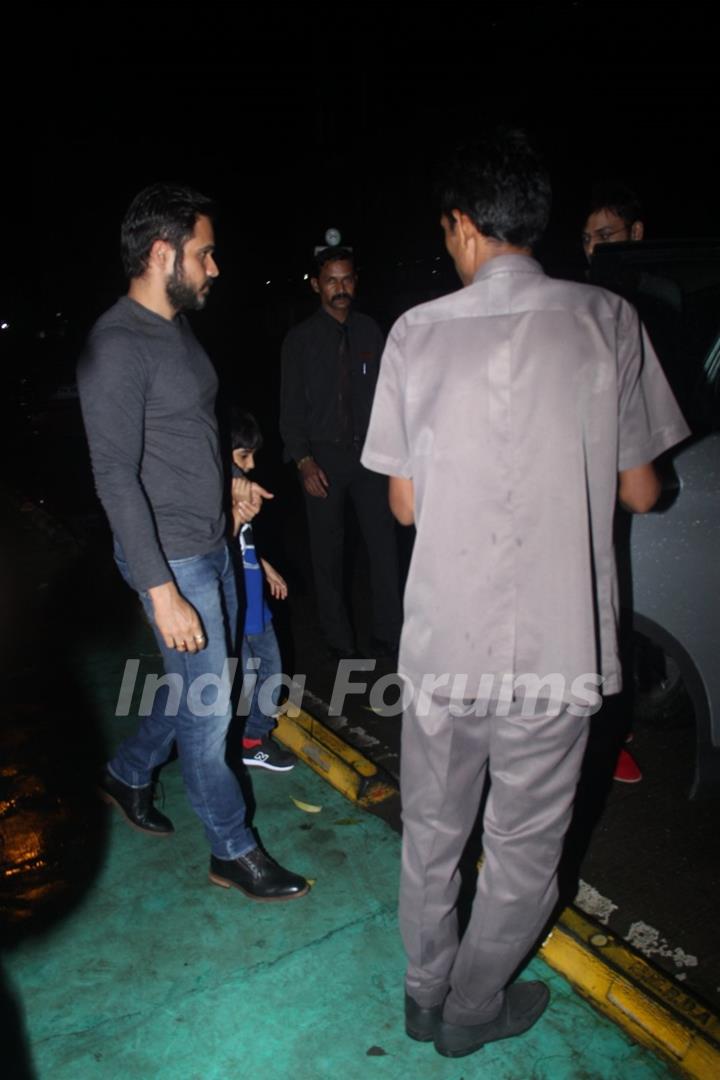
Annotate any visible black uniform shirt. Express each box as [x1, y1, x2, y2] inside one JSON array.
[[279, 307, 385, 463]]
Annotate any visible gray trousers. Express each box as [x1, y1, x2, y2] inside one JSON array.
[[400, 688, 589, 1025]]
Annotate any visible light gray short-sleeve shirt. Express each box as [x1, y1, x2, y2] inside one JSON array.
[[361, 255, 690, 701]]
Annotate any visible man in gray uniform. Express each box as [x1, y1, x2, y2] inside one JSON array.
[[361, 131, 689, 1058], [78, 183, 308, 902]]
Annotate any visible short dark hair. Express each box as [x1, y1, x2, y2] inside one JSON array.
[[313, 246, 355, 278], [439, 128, 551, 250], [230, 409, 263, 453], [587, 181, 643, 227], [120, 182, 215, 279]]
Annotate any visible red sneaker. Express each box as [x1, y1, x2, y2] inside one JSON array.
[[613, 748, 642, 783]]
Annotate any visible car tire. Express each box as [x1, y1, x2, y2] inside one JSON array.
[[632, 631, 693, 728]]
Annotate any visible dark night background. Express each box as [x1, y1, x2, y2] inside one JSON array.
[[18, 1, 716, 498], [5, 0, 711, 530], [26, 0, 716, 341]]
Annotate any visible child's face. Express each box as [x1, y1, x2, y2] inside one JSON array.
[[232, 448, 256, 473]]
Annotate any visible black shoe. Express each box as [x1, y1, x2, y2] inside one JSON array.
[[209, 848, 309, 901], [242, 736, 297, 772], [434, 981, 549, 1058], [98, 768, 174, 836], [405, 992, 444, 1042]]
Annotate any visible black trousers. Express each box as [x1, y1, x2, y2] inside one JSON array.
[[303, 442, 402, 651]]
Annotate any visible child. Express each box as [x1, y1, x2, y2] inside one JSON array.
[[231, 410, 297, 772]]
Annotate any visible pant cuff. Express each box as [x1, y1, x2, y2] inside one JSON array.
[[107, 762, 151, 789], [405, 981, 449, 1009], [443, 990, 503, 1026], [214, 840, 257, 861]]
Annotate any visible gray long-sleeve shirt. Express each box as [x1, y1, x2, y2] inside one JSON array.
[[77, 296, 226, 592]]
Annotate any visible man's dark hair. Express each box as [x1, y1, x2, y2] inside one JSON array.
[[313, 246, 355, 278], [120, 182, 215, 279], [439, 128, 551, 249], [588, 181, 643, 227], [230, 409, 263, 453]]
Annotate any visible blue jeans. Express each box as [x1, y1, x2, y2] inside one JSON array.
[[110, 543, 255, 860], [241, 622, 282, 741]]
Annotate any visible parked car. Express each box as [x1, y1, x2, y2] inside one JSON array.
[[590, 240, 720, 797]]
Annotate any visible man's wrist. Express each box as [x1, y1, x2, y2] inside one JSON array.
[[148, 580, 178, 606], [297, 455, 313, 470]]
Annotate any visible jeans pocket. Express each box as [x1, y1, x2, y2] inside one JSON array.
[[168, 553, 204, 568]]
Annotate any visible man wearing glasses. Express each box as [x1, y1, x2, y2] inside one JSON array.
[[581, 182, 644, 261]]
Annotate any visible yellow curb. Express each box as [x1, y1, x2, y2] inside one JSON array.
[[277, 700, 720, 1079], [274, 708, 397, 807], [542, 908, 720, 1079]]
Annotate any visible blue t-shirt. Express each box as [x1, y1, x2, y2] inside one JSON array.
[[239, 523, 272, 634]]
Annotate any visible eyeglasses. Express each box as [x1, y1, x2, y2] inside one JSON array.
[[581, 225, 630, 248]]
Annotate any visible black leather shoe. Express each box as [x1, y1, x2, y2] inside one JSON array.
[[434, 981, 549, 1058], [209, 848, 309, 901], [98, 769, 174, 836], [405, 992, 445, 1042]]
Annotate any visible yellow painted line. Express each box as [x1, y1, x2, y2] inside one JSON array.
[[543, 908, 720, 1078], [279, 701, 720, 1078], [281, 704, 377, 777], [275, 709, 396, 806]]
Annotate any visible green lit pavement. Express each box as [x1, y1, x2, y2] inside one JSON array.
[[5, 742, 673, 1078]]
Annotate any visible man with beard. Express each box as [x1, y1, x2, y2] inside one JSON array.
[[279, 246, 402, 660], [78, 183, 308, 902]]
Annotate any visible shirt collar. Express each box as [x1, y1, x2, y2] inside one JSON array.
[[471, 253, 543, 285], [317, 306, 354, 331]]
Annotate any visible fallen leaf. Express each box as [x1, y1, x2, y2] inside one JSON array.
[[291, 797, 322, 813]]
